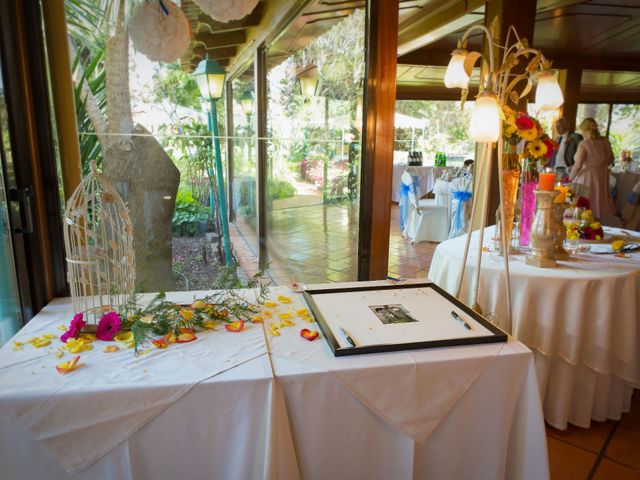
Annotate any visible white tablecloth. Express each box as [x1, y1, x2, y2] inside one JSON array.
[[428, 227, 640, 429], [0, 283, 549, 479], [392, 165, 444, 202]]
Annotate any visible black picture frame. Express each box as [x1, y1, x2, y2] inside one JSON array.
[[302, 282, 507, 357]]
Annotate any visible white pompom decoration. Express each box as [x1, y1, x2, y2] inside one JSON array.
[[194, 0, 259, 23], [128, 0, 191, 63]]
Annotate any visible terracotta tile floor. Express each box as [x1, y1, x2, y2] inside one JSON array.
[[230, 204, 437, 285], [546, 389, 640, 479]]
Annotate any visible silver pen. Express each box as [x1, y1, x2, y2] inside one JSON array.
[[339, 326, 357, 347], [451, 311, 472, 330]]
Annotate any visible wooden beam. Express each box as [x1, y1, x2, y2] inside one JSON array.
[[398, 0, 484, 55], [557, 68, 582, 131], [255, 44, 268, 270], [225, 80, 235, 223], [207, 46, 238, 59], [397, 49, 452, 67], [195, 30, 247, 49], [358, 0, 399, 280], [396, 85, 463, 101]]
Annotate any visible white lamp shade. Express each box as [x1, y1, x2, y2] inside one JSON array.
[[444, 50, 470, 89], [196, 72, 226, 100], [535, 71, 564, 111], [469, 92, 500, 143]]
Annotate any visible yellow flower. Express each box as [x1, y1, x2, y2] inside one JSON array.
[[191, 300, 207, 310], [612, 240, 625, 252], [527, 141, 548, 158], [520, 128, 538, 142], [505, 124, 518, 136], [179, 308, 194, 321], [581, 210, 594, 223], [590, 222, 602, 230]]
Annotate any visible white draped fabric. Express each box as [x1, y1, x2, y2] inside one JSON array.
[[428, 227, 640, 429], [0, 283, 549, 479], [392, 165, 444, 202]]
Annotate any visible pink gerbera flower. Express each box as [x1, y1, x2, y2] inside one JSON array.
[[96, 312, 122, 341], [60, 313, 86, 343]]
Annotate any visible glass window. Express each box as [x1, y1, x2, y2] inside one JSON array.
[[609, 104, 640, 161], [65, 2, 227, 292], [231, 68, 258, 261], [577, 103, 610, 135], [264, 8, 366, 285]]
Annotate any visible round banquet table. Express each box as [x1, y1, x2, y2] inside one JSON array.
[[428, 226, 640, 430]]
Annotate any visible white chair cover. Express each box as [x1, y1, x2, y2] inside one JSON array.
[[448, 177, 473, 239], [403, 172, 449, 243]]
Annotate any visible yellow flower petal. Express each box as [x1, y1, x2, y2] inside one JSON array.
[[42, 333, 56, 340], [278, 312, 293, 320], [103, 345, 120, 353], [269, 329, 281, 336], [296, 308, 309, 317], [58, 325, 68, 332], [277, 296, 292, 304], [179, 308, 194, 321], [114, 331, 133, 343], [264, 301, 278, 308], [202, 320, 218, 330]]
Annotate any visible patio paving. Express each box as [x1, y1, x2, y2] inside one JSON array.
[[230, 203, 438, 286]]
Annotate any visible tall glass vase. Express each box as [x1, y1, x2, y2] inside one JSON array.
[[498, 142, 521, 255], [519, 158, 538, 246]]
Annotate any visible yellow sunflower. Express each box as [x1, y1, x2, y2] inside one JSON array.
[[520, 128, 539, 142], [505, 124, 518, 136], [527, 141, 548, 158]]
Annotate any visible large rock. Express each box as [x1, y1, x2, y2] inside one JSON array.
[[104, 124, 180, 292]]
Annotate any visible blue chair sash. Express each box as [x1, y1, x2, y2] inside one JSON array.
[[451, 190, 472, 232]]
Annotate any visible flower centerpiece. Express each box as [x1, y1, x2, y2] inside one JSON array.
[[502, 107, 558, 247], [564, 197, 604, 241]]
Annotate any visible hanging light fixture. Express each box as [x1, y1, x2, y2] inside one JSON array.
[[535, 70, 564, 111], [193, 57, 226, 100], [444, 49, 471, 89], [297, 65, 320, 97], [468, 91, 501, 143], [239, 91, 254, 117]]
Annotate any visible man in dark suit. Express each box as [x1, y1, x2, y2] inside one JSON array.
[[552, 117, 583, 178]]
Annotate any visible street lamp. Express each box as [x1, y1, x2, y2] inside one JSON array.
[[239, 91, 254, 117], [297, 65, 320, 97], [193, 57, 232, 266]]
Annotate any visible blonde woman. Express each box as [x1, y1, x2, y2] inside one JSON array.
[[570, 118, 616, 219]]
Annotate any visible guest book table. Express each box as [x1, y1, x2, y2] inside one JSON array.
[[428, 228, 640, 430], [0, 283, 549, 479]]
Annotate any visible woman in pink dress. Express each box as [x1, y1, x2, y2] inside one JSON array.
[[570, 118, 616, 219]]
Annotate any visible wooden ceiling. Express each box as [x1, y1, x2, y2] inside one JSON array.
[[396, 0, 640, 101]]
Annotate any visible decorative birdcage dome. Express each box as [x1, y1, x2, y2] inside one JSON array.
[[63, 161, 135, 326]]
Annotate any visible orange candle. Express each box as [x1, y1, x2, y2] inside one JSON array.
[[539, 172, 555, 191]]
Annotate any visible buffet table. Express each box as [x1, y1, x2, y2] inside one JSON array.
[[0, 283, 549, 479], [428, 228, 640, 429], [391, 165, 445, 202]]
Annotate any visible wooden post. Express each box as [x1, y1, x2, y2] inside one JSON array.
[[558, 68, 582, 131], [483, 0, 537, 224], [255, 44, 268, 270], [225, 80, 235, 222], [358, 0, 399, 280], [41, 0, 82, 200]]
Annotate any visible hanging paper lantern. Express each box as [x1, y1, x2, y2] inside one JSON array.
[[128, 0, 191, 63], [194, 0, 259, 23]]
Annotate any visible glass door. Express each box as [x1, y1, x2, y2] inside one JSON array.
[[0, 52, 22, 345]]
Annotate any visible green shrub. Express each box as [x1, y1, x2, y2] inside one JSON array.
[[267, 178, 296, 200], [172, 190, 210, 236]]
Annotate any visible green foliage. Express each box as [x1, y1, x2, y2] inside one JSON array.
[[152, 64, 202, 110], [172, 189, 209, 236], [267, 178, 296, 200], [119, 274, 270, 354]]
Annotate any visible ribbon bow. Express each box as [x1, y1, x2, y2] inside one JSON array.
[[451, 190, 472, 231]]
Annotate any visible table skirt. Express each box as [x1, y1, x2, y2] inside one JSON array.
[[534, 350, 635, 430]]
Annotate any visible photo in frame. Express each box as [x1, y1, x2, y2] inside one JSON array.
[[302, 282, 507, 357]]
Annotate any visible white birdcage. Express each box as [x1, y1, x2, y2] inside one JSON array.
[[63, 161, 135, 326]]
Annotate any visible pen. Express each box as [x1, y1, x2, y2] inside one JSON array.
[[339, 326, 357, 347], [451, 311, 472, 330]]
